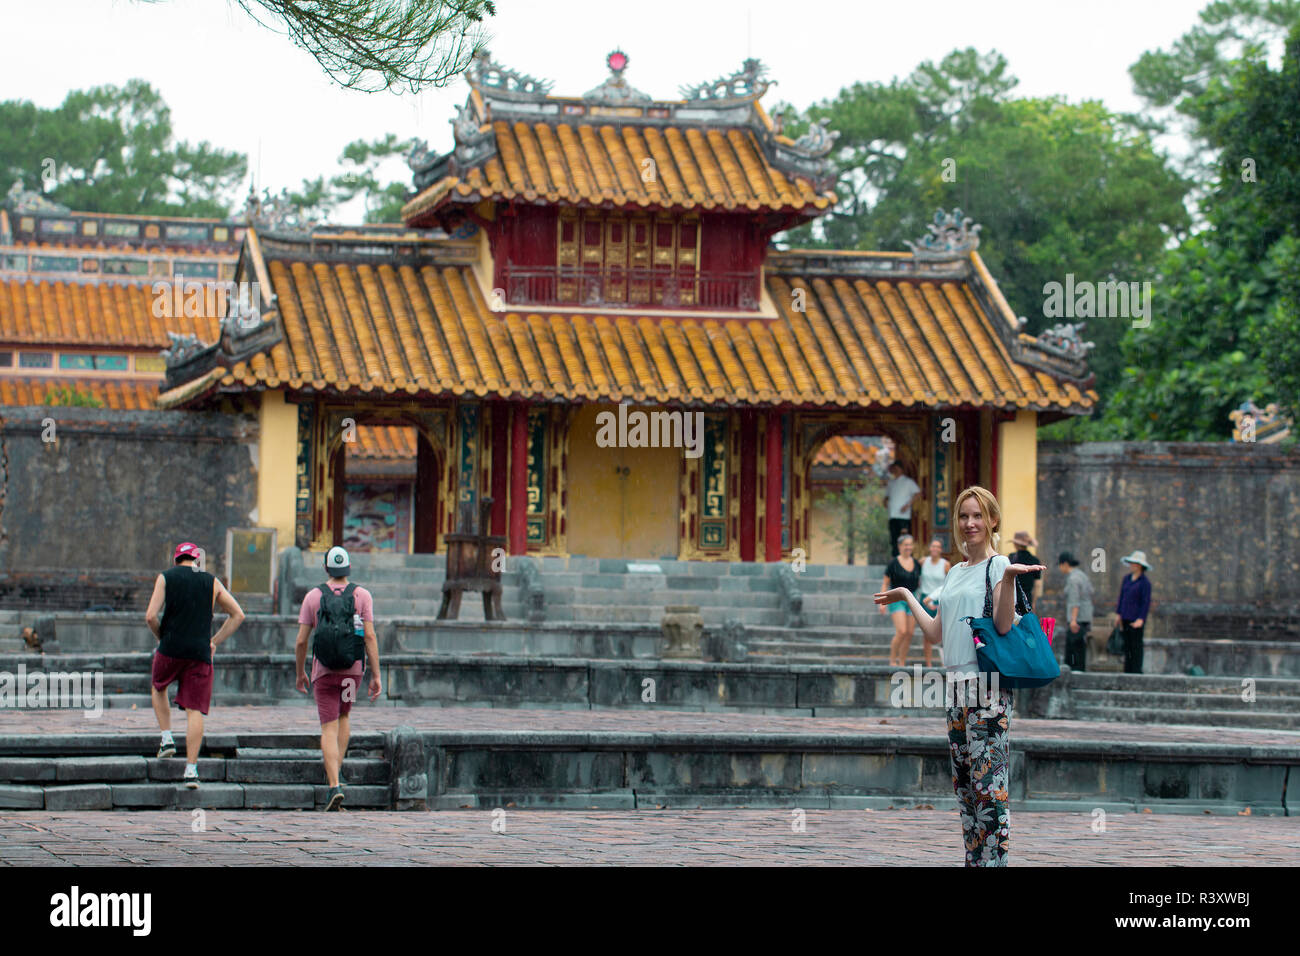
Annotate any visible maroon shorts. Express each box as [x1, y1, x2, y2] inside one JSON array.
[[312, 668, 362, 724], [151, 651, 213, 715]]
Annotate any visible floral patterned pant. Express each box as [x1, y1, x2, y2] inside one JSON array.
[[946, 686, 1014, 867]]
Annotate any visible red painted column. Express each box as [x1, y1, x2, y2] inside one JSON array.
[[764, 412, 782, 562], [509, 404, 529, 555]]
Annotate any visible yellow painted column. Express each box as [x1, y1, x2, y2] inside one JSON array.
[[996, 410, 1038, 554], [257, 390, 299, 550]]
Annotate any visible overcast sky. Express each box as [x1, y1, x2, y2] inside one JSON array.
[[6, 0, 1213, 219]]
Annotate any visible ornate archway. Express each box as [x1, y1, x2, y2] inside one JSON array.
[[792, 411, 932, 563], [309, 404, 450, 553]]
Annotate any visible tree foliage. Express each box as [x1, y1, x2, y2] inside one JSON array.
[[1106, 17, 1300, 436], [780, 49, 1190, 411], [821, 475, 891, 565], [0, 80, 246, 218], [278, 135, 417, 223]]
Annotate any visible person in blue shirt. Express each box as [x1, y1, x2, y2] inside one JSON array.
[[1110, 550, 1152, 674]]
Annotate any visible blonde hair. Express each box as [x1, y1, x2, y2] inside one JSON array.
[[951, 485, 1001, 558]]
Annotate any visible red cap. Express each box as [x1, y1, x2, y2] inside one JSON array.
[[174, 542, 202, 563]]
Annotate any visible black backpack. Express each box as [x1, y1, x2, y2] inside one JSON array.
[[312, 583, 362, 670]]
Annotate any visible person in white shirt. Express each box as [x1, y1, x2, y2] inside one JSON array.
[[874, 485, 1044, 867], [917, 538, 950, 667], [883, 463, 922, 557]]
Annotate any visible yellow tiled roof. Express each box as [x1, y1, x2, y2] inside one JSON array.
[[402, 119, 835, 223], [351, 424, 417, 459], [161, 248, 1095, 413], [813, 436, 879, 467], [0, 277, 221, 347], [0, 376, 159, 409]]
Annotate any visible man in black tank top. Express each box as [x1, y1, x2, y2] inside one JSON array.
[[145, 542, 245, 788]]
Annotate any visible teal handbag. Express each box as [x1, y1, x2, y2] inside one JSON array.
[[963, 558, 1060, 689]]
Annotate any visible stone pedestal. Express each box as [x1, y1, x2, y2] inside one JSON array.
[[661, 605, 703, 658]]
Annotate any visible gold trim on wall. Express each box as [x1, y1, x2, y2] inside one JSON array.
[[678, 410, 741, 561]]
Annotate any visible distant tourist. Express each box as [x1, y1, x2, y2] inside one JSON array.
[[1057, 552, 1094, 671], [917, 537, 950, 667], [880, 534, 922, 666], [144, 542, 246, 788], [884, 462, 922, 557], [1111, 550, 1152, 674], [1008, 531, 1043, 610], [295, 546, 382, 811], [874, 486, 1044, 866]]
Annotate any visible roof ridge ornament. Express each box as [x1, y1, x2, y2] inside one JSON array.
[[468, 50, 553, 97], [1036, 321, 1096, 360], [679, 58, 773, 104], [6, 180, 71, 216], [790, 117, 838, 156], [162, 331, 210, 367], [406, 138, 433, 172], [584, 49, 650, 103], [904, 208, 981, 259], [243, 186, 318, 234]]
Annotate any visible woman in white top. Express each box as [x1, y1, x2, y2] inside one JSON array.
[[916, 538, 949, 667], [873, 485, 1044, 867]]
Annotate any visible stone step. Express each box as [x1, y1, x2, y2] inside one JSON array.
[[1073, 704, 1300, 730], [1070, 673, 1300, 694], [1074, 689, 1300, 712], [747, 642, 881, 657], [0, 754, 389, 786]]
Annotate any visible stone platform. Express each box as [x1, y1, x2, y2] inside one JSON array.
[[8, 651, 1300, 730], [2, 706, 1297, 816]]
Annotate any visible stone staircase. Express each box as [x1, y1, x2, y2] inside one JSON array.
[[286, 551, 525, 621], [1070, 672, 1300, 730], [0, 731, 391, 810], [284, 549, 887, 630]]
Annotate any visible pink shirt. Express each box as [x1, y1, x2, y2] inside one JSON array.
[[299, 581, 374, 680]]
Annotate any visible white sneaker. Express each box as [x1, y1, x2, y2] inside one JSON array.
[[182, 764, 199, 790], [158, 734, 176, 758]]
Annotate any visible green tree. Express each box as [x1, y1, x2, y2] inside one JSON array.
[[0, 80, 246, 217], [331, 135, 419, 222], [1129, 0, 1300, 184], [780, 49, 1190, 410], [1106, 20, 1300, 438], [1257, 236, 1300, 421], [274, 135, 417, 224], [822, 475, 891, 566]]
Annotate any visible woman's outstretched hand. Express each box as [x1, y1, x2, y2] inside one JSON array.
[[1003, 563, 1046, 579], [874, 588, 908, 607]]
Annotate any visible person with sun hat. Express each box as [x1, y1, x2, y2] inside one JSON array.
[[1110, 550, 1153, 674]]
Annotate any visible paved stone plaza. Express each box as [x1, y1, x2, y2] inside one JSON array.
[[8, 704, 1300, 746], [1, 807, 1296, 866]]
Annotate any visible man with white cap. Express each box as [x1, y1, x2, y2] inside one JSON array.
[[1111, 550, 1153, 674], [294, 546, 382, 811]]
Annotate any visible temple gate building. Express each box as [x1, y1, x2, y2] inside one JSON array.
[[1, 52, 1096, 568]]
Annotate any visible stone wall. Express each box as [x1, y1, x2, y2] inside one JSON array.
[[0, 406, 258, 610], [1035, 441, 1300, 640]]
